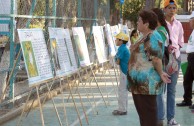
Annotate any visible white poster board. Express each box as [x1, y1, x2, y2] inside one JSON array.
[[110, 25, 120, 49], [17, 29, 53, 86], [104, 24, 116, 56], [48, 27, 78, 77], [72, 27, 90, 67], [63, 28, 78, 73], [110, 25, 120, 40], [92, 26, 107, 63]]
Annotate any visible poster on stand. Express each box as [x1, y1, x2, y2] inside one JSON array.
[[49, 27, 78, 77], [72, 27, 91, 67], [17, 29, 53, 86], [104, 24, 117, 56], [110, 25, 120, 49], [92, 26, 107, 63], [63, 28, 78, 73]]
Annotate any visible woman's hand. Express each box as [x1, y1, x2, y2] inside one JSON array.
[[160, 72, 171, 84]]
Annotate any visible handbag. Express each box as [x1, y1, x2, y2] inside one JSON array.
[[165, 53, 178, 75]]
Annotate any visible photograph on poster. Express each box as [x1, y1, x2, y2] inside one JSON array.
[[72, 27, 90, 66], [74, 34, 85, 61], [63, 29, 78, 72], [50, 38, 61, 71], [21, 41, 39, 77], [64, 38, 73, 66]]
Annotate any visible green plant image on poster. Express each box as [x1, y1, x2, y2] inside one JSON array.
[[74, 35, 84, 61], [50, 38, 61, 70], [22, 41, 39, 77]]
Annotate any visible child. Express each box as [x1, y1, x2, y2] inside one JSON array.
[[112, 32, 130, 115], [130, 29, 139, 45]]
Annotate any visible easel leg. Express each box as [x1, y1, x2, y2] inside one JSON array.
[[77, 70, 98, 115], [36, 86, 45, 126], [112, 59, 119, 88], [67, 77, 82, 126], [89, 65, 107, 107], [100, 63, 110, 105], [46, 83, 63, 126], [17, 88, 33, 126], [106, 62, 118, 99], [59, 79, 69, 126], [85, 67, 98, 112], [72, 75, 89, 125]]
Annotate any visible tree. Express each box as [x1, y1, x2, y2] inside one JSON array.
[[144, 0, 155, 9], [122, 0, 144, 28]]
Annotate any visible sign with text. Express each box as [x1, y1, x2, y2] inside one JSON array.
[[18, 29, 53, 86], [92, 26, 107, 63], [72, 27, 91, 67]]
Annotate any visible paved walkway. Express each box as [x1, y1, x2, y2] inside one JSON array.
[[2, 54, 194, 126]]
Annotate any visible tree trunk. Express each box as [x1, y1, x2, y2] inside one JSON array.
[[183, 0, 189, 14], [144, 0, 155, 9]]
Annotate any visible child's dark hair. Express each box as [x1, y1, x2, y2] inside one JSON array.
[[119, 39, 128, 44], [130, 29, 138, 39]]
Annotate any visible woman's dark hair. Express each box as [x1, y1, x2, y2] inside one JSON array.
[[139, 10, 158, 30], [152, 8, 171, 44], [130, 29, 137, 39]]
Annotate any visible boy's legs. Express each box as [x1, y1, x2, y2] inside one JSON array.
[[117, 71, 128, 112]]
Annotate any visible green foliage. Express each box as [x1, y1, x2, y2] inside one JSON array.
[[122, 0, 144, 27]]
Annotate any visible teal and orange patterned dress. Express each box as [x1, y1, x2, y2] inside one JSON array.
[[127, 30, 164, 95]]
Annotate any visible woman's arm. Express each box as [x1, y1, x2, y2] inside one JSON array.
[[152, 57, 171, 83]]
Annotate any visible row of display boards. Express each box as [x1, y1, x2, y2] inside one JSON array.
[[13, 24, 130, 126], [17, 24, 130, 87]]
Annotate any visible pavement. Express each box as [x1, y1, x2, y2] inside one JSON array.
[[2, 52, 194, 126]]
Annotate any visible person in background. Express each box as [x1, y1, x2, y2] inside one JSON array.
[[176, 11, 194, 110], [130, 29, 139, 45], [127, 10, 171, 126], [152, 8, 170, 126], [112, 32, 130, 115], [163, 0, 184, 126]]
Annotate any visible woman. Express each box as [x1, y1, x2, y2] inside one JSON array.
[[152, 8, 170, 126], [127, 10, 171, 126], [130, 29, 139, 45]]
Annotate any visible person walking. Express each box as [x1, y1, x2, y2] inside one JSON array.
[[176, 11, 194, 110], [112, 32, 130, 115], [163, 0, 184, 126], [127, 10, 171, 126]]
